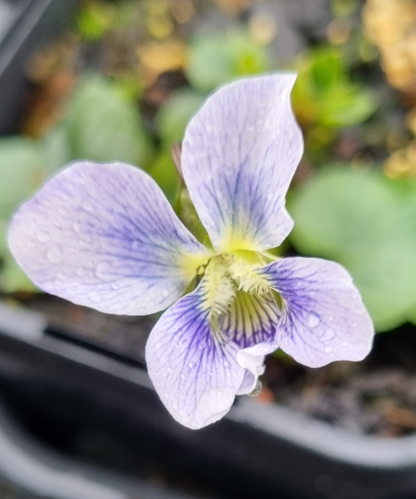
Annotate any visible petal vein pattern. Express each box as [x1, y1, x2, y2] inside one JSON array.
[[181, 74, 304, 253], [8, 162, 210, 315], [146, 285, 244, 429], [261, 257, 374, 367], [146, 281, 281, 428]]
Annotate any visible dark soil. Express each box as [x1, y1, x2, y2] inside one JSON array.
[[17, 294, 416, 439]]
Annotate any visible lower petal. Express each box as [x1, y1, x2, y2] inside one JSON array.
[[261, 257, 374, 367], [145, 285, 246, 429]]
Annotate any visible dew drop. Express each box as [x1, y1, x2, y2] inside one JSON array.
[[164, 392, 170, 399], [188, 362, 195, 369], [111, 283, 119, 290], [58, 207, 66, 215], [162, 289, 169, 297], [83, 201, 93, 211], [181, 373, 186, 380], [324, 346, 333, 354], [321, 328, 335, 341], [36, 231, 50, 242], [248, 380, 262, 397], [47, 247, 61, 264], [77, 267, 86, 277], [58, 271, 66, 279], [73, 221, 81, 233], [167, 367, 173, 374], [224, 360, 230, 367], [307, 313, 320, 328], [88, 291, 102, 303], [96, 262, 111, 279]]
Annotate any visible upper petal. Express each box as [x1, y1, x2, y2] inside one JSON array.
[[8, 161, 210, 315], [181, 74, 304, 253], [260, 257, 374, 367], [146, 284, 245, 429]]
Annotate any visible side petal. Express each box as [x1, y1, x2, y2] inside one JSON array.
[[146, 285, 245, 429], [219, 290, 281, 394], [260, 257, 374, 367], [8, 162, 210, 316], [181, 74, 304, 253]]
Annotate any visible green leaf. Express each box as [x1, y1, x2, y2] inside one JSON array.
[[147, 148, 180, 204], [155, 89, 205, 145], [292, 45, 377, 128], [317, 86, 377, 127], [0, 137, 48, 218], [186, 28, 271, 93], [64, 73, 152, 167], [289, 166, 416, 331]]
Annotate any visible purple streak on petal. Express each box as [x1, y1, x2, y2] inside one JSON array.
[[181, 74, 304, 252], [219, 290, 281, 394], [8, 161, 209, 315], [146, 284, 245, 429], [261, 257, 374, 367]]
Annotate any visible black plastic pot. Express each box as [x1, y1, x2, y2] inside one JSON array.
[[0, 301, 415, 499], [0, 0, 79, 135]]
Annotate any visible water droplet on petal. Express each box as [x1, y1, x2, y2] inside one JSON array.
[[307, 313, 320, 328], [88, 291, 102, 303], [83, 201, 93, 211], [162, 289, 169, 297], [96, 262, 111, 279], [36, 231, 50, 242], [324, 346, 333, 354], [73, 221, 81, 233], [167, 367, 173, 374], [321, 328, 335, 341], [77, 267, 86, 277], [224, 360, 230, 367], [248, 380, 262, 397], [188, 362, 195, 369], [58, 206, 66, 215], [58, 271, 66, 279], [47, 247, 61, 264], [164, 392, 170, 399], [111, 283, 119, 290]]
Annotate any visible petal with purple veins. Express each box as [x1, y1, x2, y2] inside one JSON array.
[[260, 257, 374, 367], [181, 74, 304, 253], [146, 283, 281, 428], [146, 284, 245, 429], [8, 161, 210, 315]]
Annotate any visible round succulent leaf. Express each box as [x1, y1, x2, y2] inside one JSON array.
[[64, 74, 152, 167]]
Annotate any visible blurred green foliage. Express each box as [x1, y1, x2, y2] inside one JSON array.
[[155, 89, 205, 146], [292, 46, 377, 129], [186, 28, 272, 93], [289, 166, 416, 332]]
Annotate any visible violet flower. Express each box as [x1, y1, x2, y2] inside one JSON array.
[[8, 75, 374, 429]]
